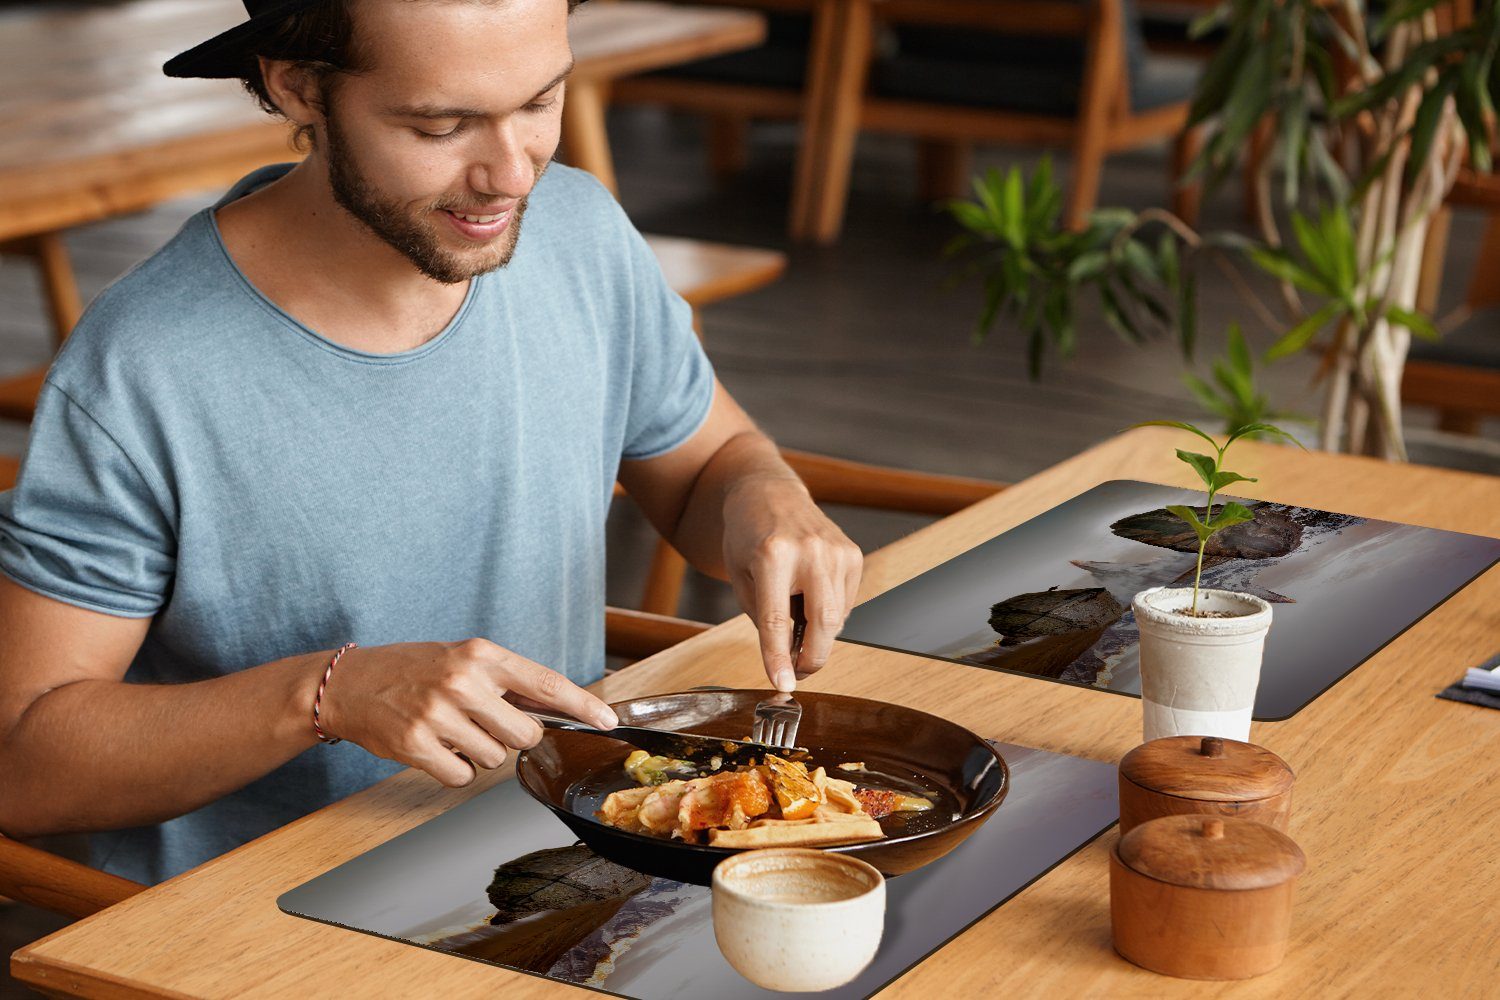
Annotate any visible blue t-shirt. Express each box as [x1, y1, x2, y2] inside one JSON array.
[[0, 163, 715, 884]]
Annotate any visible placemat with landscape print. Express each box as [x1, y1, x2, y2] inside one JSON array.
[[840, 480, 1500, 720], [278, 741, 1117, 999]]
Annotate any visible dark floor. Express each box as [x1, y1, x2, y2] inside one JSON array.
[[2, 105, 1496, 994]]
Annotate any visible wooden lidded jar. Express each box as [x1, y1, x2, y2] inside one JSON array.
[[1119, 735, 1294, 834], [1111, 815, 1306, 980]]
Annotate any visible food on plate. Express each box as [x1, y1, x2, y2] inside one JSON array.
[[852, 788, 936, 820], [767, 753, 821, 820], [596, 751, 926, 850], [622, 749, 695, 786]]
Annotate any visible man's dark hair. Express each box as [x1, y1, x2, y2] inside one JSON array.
[[237, 0, 583, 150]]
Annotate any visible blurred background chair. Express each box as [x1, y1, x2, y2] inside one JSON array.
[[1405, 169, 1500, 436], [614, 0, 1202, 241], [0, 837, 143, 926]]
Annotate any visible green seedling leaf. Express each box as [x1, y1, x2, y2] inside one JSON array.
[[1166, 503, 1215, 543], [1207, 500, 1256, 530], [1176, 449, 1219, 490], [1226, 421, 1308, 451], [1128, 420, 1220, 450], [1211, 470, 1258, 491]]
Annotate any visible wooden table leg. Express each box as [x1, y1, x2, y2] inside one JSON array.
[[562, 77, 619, 196], [1066, 0, 1123, 230], [1, 232, 82, 347], [790, 0, 843, 239], [791, 0, 873, 245]]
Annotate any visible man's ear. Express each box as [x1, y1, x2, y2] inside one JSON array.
[[259, 56, 326, 129]]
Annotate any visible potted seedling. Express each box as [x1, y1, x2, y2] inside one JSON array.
[[1128, 420, 1301, 742]]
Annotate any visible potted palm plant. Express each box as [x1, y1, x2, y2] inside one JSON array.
[[947, 0, 1500, 459]]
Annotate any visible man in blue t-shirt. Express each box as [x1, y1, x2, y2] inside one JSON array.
[[0, 0, 863, 885]]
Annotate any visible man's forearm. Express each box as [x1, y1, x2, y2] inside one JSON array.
[[668, 430, 807, 579], [0, 649, 328, 839]]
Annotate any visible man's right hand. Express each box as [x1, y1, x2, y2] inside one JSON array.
[[315, 639, 618, 788]]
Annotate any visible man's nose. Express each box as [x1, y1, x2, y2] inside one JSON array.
[[468, 121, 534, 198]]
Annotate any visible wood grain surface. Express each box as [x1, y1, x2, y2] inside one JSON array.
[[14, 427, 1500, 997]]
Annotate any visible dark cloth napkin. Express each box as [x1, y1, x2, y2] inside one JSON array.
[[1437, 651, 1500, 711]]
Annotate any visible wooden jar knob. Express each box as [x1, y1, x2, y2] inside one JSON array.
[[1118, 736, 1295, 834]]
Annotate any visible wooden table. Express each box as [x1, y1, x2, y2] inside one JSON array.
[[14, 426, 1500, 996], [0, 0, 765, 339]]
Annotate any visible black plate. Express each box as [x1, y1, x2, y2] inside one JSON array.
[[515, 690, 1008, 885]]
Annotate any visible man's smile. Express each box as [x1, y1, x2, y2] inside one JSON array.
[[440, 207, 513, 240]]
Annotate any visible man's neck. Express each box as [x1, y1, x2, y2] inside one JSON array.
[[215, 161, 470, 355]]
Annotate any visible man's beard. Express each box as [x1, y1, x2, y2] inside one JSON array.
[[324, 112, 539, 284]]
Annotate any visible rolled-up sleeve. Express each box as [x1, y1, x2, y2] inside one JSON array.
[[0, 382, 175, 616]]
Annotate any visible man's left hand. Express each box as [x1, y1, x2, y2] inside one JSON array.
[[720, 475, 863, 692]]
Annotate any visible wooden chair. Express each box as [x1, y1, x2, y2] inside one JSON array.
[[0, 836, 143, 924], [1403, 169, 1500, 435], [612, 0, 1200, 242]]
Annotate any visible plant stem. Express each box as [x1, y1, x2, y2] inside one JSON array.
[[1192, 441, 1226, 615], [1192, 539, 1207, 615]]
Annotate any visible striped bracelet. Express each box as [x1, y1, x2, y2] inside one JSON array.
[[312, 642, 358, 745]]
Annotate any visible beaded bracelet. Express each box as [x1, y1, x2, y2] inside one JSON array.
[[313, 642, 358, 745]]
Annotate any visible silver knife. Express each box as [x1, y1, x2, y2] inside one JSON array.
[[529, 711, 809, 767]]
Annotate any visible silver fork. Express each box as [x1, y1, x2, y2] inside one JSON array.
[[751, 693, 803, 749], [752, 596, 806, 749]]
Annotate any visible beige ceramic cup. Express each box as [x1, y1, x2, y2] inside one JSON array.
[[712, 848, 886, 992]]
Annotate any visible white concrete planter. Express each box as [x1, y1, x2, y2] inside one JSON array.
[[1131, 587, 1273, 743]]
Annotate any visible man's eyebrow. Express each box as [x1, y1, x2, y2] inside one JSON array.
[[531, 61, 575, 102], [386, 62, 575, 119]]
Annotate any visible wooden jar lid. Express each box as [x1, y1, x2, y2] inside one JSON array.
[[1118, 815, 1306, 891], [1120, 736, 1294, 804]]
